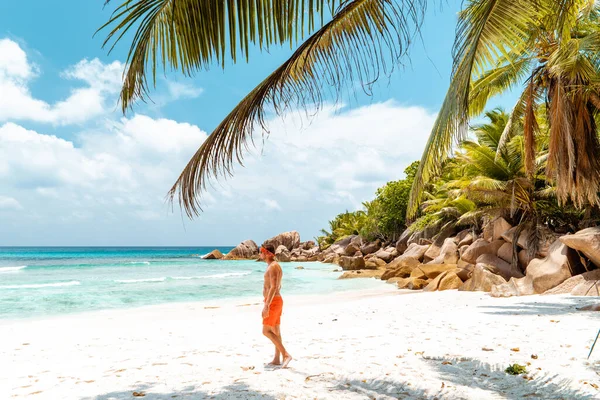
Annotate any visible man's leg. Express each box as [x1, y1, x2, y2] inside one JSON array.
[[262, 325, 292, 367], [271, 325, 281, 365]]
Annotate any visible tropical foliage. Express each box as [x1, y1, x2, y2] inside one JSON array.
[[410, 0, 600, 217], [411, 108, 594, 256], [316, 162, 418, 248]]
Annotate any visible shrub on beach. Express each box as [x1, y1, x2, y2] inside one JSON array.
[[505, 364, 527, 375]]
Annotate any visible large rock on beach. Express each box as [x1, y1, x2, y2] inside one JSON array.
[[496, 242, 514, 264], [202, 249, 224, 260], [338, 269, 384, 279], [380, 257, 420, 281], [344, 242, 361, 256], [224, 240, 259, 260], [424, 271, 463, 292], [339, 256, 367, 271], [397, 243, 429, 263], [360, 241, 381, 256], [560, 227, 600, 269], [397, 277, 429, 290], [262, 231, 301, 252], [275, 245, 291, 262], [300, 241, 316, 250], [458, 265, 507, 292], [374, 248, 394, 263], [428, 238, 459, 264], [324, 235, 359, 256], [491, 275, 535, 297], [483, 217, 512, 242], [365, 257, 387, 269], [395, 229, 411, 254], [461, 239, 504, 264], [322, 254, 337, 264], [526, 240, 582, 294], [476, 253, 523, 281], [544, 269, 600, 296], [455, 229, 474, 247], [413, 264, 458, 280]]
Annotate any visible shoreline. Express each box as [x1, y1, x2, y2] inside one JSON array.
[[2, 288, 600, 399], [0, 282, 399, 326]]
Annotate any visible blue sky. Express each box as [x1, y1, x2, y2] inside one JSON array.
[[0, 0, 515, 246]]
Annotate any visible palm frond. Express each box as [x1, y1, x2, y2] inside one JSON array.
[[407, 0, 537, 219], [99, 0, 340, 111], [168, 0, 425, 217], [469, 56, 532, 117]]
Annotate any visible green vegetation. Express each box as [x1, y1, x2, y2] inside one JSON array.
[[410, 0, 600, 217], [316, 163, 418, 248], [505, 364, 528, 375]]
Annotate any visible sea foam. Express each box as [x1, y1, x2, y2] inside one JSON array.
[[0, 281, 80, 289], [114, 277, 167, 284], [0, 266, 27, 273]]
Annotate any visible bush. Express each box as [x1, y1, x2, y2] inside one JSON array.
[[505, 364, 527, 375]]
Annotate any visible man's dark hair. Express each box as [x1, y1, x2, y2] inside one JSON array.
[[263, 244, 275, 254]]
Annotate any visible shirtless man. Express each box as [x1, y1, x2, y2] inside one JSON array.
[[260, 244, 292, 368]]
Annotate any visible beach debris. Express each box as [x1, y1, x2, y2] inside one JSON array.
[[511, 347, 520, 352], [132, 392, 146, 397], [442, 361, 452, 365], [241, 366, 255, 371], [531, 354, 538, 359], [550, 320, 560, 323], [482, 347, 494, 351], [505, 364, 527, 375], [295, 266, 305, 270]]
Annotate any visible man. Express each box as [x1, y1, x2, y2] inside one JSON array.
[[260, 244, 292, 368]]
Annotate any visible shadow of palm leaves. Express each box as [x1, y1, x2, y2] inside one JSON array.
[[427, 357, 596, 400], [479, 297, 600, 317], [90, 382, 279, 400]]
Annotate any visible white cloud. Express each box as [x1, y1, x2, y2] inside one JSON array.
[[0, 39, 34, 80], [62, 58, 124, 93], [0, 40, 124, 125], [0, 195, 23, 210], [166, 81, 203, 100], [0, 115, 207, 222], [261, 199, 282, 210], [216, 101, 436, 212]]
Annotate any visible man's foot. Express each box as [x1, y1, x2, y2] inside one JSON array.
[[266, 359, 281, 366], [282, 354, 293, 368]]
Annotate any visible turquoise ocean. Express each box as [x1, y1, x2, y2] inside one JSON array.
[[0, 247, 384, 320]]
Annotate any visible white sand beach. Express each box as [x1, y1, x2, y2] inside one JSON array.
[[2, 287, 600, 399]]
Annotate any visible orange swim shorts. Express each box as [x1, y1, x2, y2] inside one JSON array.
[[263, 295, 283, 326]]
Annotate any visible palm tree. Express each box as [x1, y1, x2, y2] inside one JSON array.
[[99, 0, 426, 216], [409, 0, 600, 217]]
